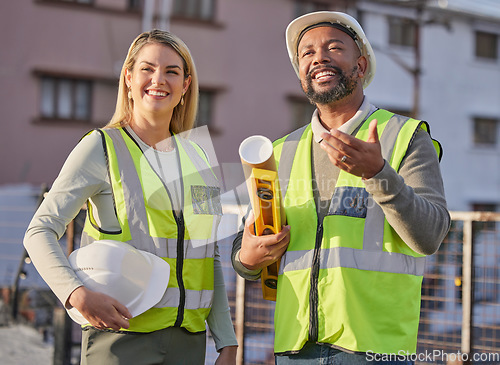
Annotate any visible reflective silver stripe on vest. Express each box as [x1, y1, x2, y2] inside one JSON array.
[[279, 248, 314, 275], [363, 113, 408, 251], [176, 136, 221, 193], [278, 112, 425, 277], [280, 247, 425, 276], [151, 237, 215, 259], [80, 233, 215, 259], [106, 128, 154, 251], [278, 125, 308, 199], [155, 287, 213, 309], [379, 114, 409, 166]]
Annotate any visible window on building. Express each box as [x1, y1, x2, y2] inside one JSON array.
[[128, 0, 143, 11], [472, 203, 497, 212], [289, 96, 316, 130], [294, 1, 332, 17], [475, 31, 498, 60], [473, 117, 498, 146], [196, 90, 215, 128], [40, 76, 92, 122], [48, 0, 94, 4], [173, 0, 215, 21], [388, 17, 415, 48]]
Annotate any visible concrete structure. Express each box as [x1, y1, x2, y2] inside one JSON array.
[[1, 0, 499, 212]]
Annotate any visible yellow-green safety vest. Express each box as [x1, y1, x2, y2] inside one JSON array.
[[272, 109, 442, 355], [81, 127, 222, 333]]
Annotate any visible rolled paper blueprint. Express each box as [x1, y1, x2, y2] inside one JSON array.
[[239, 135, 276, 169], [239, 135, 286, 301]]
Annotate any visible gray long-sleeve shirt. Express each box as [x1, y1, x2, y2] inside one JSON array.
[[232, 100, 450, 280]]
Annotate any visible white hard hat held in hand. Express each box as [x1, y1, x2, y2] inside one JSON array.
[[67, 240, 170, 325]]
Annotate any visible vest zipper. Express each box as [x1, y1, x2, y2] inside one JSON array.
[[173, 210, 186, 327], [309, 220, 323, 341]]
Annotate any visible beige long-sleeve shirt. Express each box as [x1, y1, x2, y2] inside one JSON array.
[[24, 128, 237, 351], [232, 99, 451, 279]]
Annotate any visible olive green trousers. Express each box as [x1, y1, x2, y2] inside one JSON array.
[[80, 326, 206, 365]]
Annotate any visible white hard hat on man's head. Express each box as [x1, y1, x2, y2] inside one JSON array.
[[67, 240, 170, 325], [285, 11, 376, 89]]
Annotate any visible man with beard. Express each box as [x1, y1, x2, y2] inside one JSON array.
[[232, 11, 450, 364]]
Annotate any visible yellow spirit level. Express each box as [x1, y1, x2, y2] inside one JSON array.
[[248, 167, 284, 301], [239, 135, 286, 301]]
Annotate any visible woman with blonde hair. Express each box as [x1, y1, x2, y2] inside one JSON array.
[[24, 30, 238, 364], [108, 30, 199, 134]]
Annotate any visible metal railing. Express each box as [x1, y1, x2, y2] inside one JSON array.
[[416, 212, 500, 364]]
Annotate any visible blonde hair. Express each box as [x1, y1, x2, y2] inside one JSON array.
[[106, 30, 199, 134]]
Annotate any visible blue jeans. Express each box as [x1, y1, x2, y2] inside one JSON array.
[[275, 342, 415, 365]]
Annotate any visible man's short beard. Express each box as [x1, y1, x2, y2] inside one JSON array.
[[303, 65, 359, 105]]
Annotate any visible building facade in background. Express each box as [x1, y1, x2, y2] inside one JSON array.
[[1, 0, 499, 212], [1, 2, 500, 363]]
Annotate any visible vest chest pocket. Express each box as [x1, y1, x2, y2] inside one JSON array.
[[327, 186, 369, 218], [191, 186, 222, 215]]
